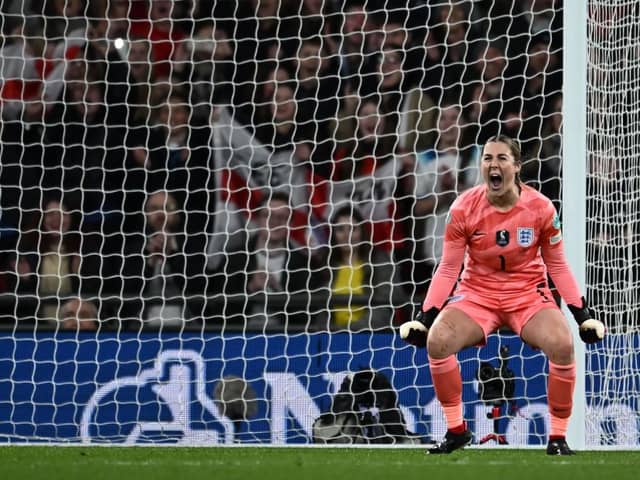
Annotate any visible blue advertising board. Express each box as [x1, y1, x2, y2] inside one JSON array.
[[0, 332, 637, 446]]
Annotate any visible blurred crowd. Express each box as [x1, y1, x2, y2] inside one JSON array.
[[0, 0, 563, 332]]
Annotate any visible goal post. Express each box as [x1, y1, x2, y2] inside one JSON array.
[[562, 0, 587, 451]]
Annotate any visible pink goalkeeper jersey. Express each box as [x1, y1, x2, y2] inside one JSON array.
[[423, 184, 583, 310]]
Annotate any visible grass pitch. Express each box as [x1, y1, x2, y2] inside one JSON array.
[[1, 446, 639, 480]]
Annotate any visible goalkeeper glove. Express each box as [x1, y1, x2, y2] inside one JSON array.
[[567, 297, 605, 344], [399, 307, 440, 348]]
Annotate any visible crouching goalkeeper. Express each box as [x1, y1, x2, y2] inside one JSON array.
[[400, 136, 605, 455]]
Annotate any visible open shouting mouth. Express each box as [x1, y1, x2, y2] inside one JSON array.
[[489, 172, 503, 190]]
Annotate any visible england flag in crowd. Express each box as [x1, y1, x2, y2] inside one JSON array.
[[208, 107, 317, 269]]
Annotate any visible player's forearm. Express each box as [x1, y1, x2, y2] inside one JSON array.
[[422, 243, 464, 310], [544, 246, 583, 306]]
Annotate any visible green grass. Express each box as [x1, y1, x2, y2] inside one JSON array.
[[1, 446, 639, 480]]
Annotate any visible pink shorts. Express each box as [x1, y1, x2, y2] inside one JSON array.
[[442, 285, 561, 345]]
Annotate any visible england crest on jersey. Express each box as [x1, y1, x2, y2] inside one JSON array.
[[517, 227, 534, 247]]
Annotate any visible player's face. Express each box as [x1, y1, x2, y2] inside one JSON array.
[[481, 141, 521, 194]]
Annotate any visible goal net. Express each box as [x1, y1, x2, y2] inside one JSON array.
[[0, 0, 636, 447], [585, 0, 640, 447]]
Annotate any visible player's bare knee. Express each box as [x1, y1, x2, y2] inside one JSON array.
[[426, 336, 445, 358], [545, 337, 574, 365], [426, 328, 455, 358]]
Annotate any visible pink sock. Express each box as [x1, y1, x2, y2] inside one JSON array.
[[429, 355, 463, 430], [548, 362, 576, 437]]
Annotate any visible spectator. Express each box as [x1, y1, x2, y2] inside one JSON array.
[[205, 93, 322, 303], [469, 1, 531, 57], [292, 36, 338, 177], [231, 54, 291, 135], [0, 91, 51, 239], [313, 98, 432, 295], [60, 297, 99, 331], [84, 32, 155, 158], [420, 2, 481, 105], [130, 0, 188, 78], [376, 46, 437, 152], [462, 40, 520, 144], [316, 205, 400, 331], [368, 7, 422, 87], [521, 33, 562, 136], [259, 62, 294, 106], [97, 0, 129, 41], [87, 188, 207, 331], [231, 0, 296, 116], [0, 16, 47, 120], [380, 12, 410, 50], [329, 0, 380, 133], [10, 195, 83, 325], [172, 21, 235, 121], [225, 192, 315, 331], [522, 93, 562, 207], [124, 37, 155, 126], [116, 41, 183, 234], [520, 0, 563, 49], [414, 104, 481, 284], [335, 0, 377, 97], [253, 82, 299, 179], [43, 0, 87, 39], [132, 190, 206, 329], [336, 43, 436, 149], [45, 81, 123, 230], [474, 40, 516, 103], [218, 85, 305, 241], [84, 1, 147, 125], [125, 92, 214, 235], [287, 0, 336, 41], [500, 110, 539, 160]]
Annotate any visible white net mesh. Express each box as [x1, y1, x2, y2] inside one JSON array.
[[0, 0, 636, 447], [585, 0, 640, 447]]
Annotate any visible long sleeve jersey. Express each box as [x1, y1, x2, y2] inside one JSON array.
[[423, 184, 583, 311]]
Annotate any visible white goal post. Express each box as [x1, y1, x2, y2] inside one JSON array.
[[562, 0, 587, 451]]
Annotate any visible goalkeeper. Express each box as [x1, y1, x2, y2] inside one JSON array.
[[401, 135, 605, 455]]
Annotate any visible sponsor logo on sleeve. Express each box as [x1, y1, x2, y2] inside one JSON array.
[[517, 227, 534, 247], [549, 232, 562, 245]]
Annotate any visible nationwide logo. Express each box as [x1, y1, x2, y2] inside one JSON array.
[[79, 350, 235, 444], [78, 349, 346, 445]]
